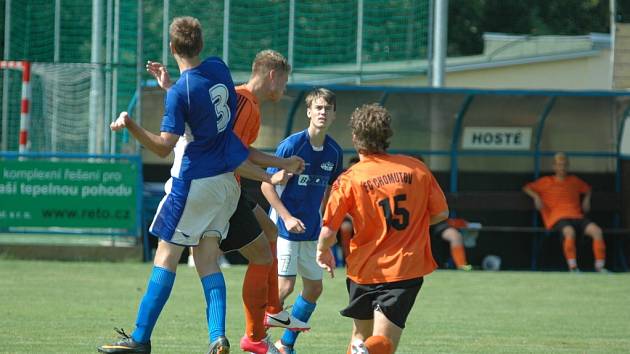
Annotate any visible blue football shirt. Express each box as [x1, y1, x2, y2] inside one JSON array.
[[160, 56, 248, 180], [268, 129, 344, 241]]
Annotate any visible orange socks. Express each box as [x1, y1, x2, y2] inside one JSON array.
[[593, 238, 606, 270], [451, 244, 468, 269], [365, 336, 393, 354], [266, 241, 282, 315], [346, 336, 393, 354], [243, 263, 271, 341], [562, 237, 577, 270]]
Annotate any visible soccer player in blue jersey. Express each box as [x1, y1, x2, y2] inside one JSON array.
[[261, 88, 344, 354], [97, 17, 288, 354]]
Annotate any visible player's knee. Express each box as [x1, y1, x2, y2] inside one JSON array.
[[561, 226, 576, 238], [241, 236, 273, 265], [303, 282, 323, 300], [586, 223, 603, 239]]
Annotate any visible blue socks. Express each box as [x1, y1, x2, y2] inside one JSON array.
[[281, 294, 316, 347], [201, 272, 227, 342], [132, 266, 175, 344]]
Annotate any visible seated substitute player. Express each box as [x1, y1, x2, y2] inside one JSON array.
[[429, 218, 473, 271], [97, 17, 289, 354], [147, 49, 310, 354], [523, 152, 607, 272], [316, 103, 449, 354], [261, 88, 344, 354]]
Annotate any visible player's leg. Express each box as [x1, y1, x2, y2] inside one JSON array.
[[252, 205, 285, 315], [193, 173, 241, 354], [98, 241, 186, 352], [364, 277, 423, 353], [279, 241, 322, 350], [99, 176, 198, 353], [195, 235, 230, 353], [347, 319, 373, 354], [441, 227, 471, 270], [583, 220, 606, 271], [557, 220, 578, 271]]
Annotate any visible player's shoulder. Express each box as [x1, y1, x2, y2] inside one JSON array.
[[278, 130, 307, 146], [236, 86, 257, 106]]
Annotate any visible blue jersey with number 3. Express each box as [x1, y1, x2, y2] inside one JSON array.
[[268, 129, 343, 241], [161, 57, 248, 180]]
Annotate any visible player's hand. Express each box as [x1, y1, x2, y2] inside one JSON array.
[[284, 155, 305, 174], [283, 216, 306, 233], [316, 247, 335, 278], [270, 170, 293, 185], [110, 112, 131, 132], [533, 196, 544, 210], [146, 61, 172, 89]]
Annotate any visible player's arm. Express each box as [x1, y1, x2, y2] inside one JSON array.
[[523, 185, 544, 210], [261, 181, 306, 233], [236, 160, 290, 185], [316, 226, 337, 278], [581, 190, 592, 213], [248, 147, 305, 174], [110, 111, 177, 158]]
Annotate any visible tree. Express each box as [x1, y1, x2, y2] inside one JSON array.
[[448, 0, 610, 56]]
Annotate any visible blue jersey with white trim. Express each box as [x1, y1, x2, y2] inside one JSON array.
[[161, 56, 248, 180], [268, 129, 343, 241]]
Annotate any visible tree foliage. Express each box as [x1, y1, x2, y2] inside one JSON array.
[[448, 0, 611, 56]]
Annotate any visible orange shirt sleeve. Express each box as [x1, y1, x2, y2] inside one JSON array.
[[232, 93, 261, 147], [525, 177, 546, 194], [323, 172, 355, 231]]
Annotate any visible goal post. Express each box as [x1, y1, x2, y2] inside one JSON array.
[[0, 60, 31, 153]]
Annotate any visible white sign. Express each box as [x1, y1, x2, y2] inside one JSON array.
[[462, 127, 532, 150]]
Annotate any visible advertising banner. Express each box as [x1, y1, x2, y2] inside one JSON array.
[[0, 160, 138, 229]]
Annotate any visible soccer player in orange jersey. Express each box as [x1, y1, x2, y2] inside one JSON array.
[[523, 152, 607, 272], [316, 104, 449, 354], [147, 49, 310, 354]]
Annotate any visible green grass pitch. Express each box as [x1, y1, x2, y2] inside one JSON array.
[[0, 259, 629, 353]]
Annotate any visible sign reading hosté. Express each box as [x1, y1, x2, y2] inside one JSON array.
[[461, 127, 532, 150]]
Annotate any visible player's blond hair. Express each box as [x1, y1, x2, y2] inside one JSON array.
[[169, 17, 203, 58], [252, 49, 291, 75], [350, 103, 393, 154], [305, 88, 336, 111]]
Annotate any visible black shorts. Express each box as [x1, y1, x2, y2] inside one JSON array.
[[552, 218, 592, 237], [340, 277, 424, 329], [219, 191, 263, 252], [429, 220, 450, 239]]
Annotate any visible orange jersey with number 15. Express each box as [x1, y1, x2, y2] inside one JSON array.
[[322, 153, 448, 285]]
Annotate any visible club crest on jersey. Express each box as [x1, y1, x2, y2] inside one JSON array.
[[320, 161, 334, 171]]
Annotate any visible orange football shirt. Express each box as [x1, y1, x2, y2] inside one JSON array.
[[524, 175, 591, 229], [323, 153, 448, 284], [233, 85, 261, 147]]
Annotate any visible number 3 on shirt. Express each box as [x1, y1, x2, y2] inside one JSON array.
[[378, 194, 409, 231], [209, 84, 231, 133]]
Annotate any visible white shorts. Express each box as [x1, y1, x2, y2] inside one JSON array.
[[149, 173, 240, 247], [276, 237, 323, 280]]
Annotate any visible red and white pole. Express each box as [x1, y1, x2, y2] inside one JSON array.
[[0, 60, 31, 153], [19, 60, 31, 153]]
